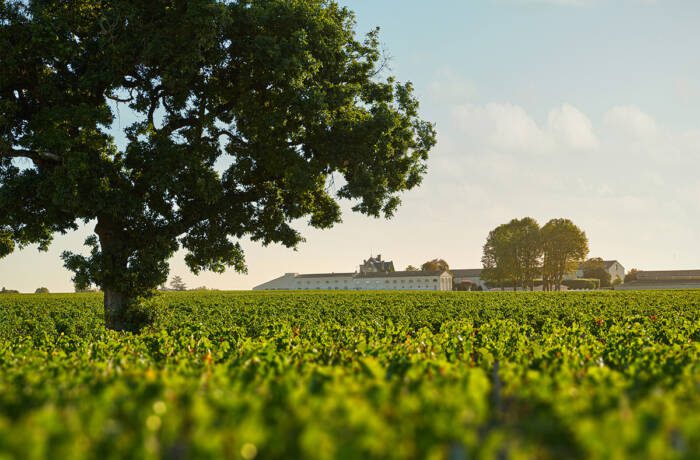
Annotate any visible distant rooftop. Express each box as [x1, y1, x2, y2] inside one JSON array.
[[296, 273, 355, 279], [637, 270, 700, 280], [356, 270, 448, 279], [451, 269, 483, 277], [577, 260, 622, 270]]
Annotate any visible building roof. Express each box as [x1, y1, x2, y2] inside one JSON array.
[[577, 260, 622, 270], [359, 255, 395, 273], [637, 270, 700, 280], [618, 279, 700, 290], [296, 272, 355, 279], [451, 269, 483, 277], [356, 270, 448, 279]]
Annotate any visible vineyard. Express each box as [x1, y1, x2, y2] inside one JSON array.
[[0, 290, 698, 459]]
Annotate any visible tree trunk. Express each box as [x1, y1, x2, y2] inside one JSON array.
[[104, 288, 129, 331], [95, 218, 130, 331]]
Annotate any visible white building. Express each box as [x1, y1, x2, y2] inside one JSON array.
[[253, 256, 452, 291], [572, 260, 626, 282]]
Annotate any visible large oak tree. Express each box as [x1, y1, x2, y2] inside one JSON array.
[[0, 0, 436, 329]]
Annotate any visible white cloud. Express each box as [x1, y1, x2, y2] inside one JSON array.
[[603, 105, 658, 140], [450, 102, 597, 154], [451, 102, 553, 154], [547, 104, 599, 150]]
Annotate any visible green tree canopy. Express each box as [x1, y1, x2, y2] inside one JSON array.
[[541, 218, 589, 291], [405, 265, 420, 272], [481, 222, 516, 289], [421, 258, 449, 272], [581, 257, 612, 288], [624, 268, 639, 283], [169, 276, 187, 292], [481, 217, 541, 290], [0, 0, 436, 329], [35, 287, 50, 294]]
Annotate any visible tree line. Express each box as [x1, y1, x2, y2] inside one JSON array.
[[481, 218, 590, 291]]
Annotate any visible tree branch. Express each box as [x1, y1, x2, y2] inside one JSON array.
[[0, 148, 61, 163]]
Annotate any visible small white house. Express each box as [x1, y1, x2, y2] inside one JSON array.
[[573, 260, 625, 282]]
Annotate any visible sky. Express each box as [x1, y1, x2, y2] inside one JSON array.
[[2, 0, 700, 292]]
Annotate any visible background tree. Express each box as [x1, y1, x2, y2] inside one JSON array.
[[0, 0, 436, 330], [481, 223, 516, 290], [509, 217, 542, 290], [624, 268, 639, 283], [481, 217, 542, 291], [421, 258, 449, 272], [405, 265, 420, 272], [581, 257, 612, 288], [541, 219, 589, 291], [35, 287, 49, 294], [169, 276, 187, 292], [612, 275, 623, 287]]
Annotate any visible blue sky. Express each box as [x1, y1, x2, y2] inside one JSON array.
[[2, 0, 700, 292]]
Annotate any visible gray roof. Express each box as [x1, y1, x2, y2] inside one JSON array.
[[296, 272, 355, 279], [604, 260, 621, 269], [637, 270, 700, 280], [451, 269, 483, 278], [356, 270, 448, 279], [577, 260, 623, 270]]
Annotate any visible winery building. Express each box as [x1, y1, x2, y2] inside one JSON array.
[[253, 255, 453, 291]]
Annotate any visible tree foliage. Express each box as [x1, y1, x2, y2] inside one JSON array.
[[541, 219, 589, 291], [169, 275, 187, 292], [421, 258, 449, 272], [481, 223, 515, 289], [0, 0, 436, 329], [625, 268, 639, 283], [405, 265, 420, 272], [581, 257, 612, 288], [481, 217, 541, 290], [482, 217, 588, 291]]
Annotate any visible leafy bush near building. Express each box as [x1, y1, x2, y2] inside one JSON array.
[[562, 278, 600, 290]]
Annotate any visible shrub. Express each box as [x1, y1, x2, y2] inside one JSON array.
[[562, 278, 600, 290]]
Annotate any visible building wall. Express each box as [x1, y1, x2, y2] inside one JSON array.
[[608, 263, 625, 283], [254, 272, 452, 291]]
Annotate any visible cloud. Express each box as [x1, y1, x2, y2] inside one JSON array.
[[452, 102, 554, 154], [547, 104, 599, 150], [450, 102, 597, 154], [603, 105, 658, 140]]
